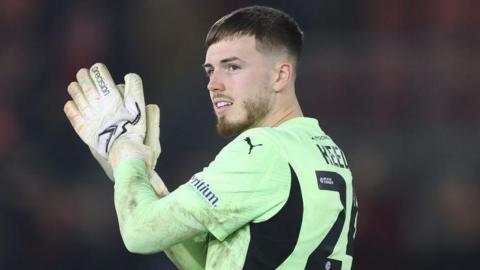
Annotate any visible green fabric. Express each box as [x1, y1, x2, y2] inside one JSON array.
[[113, 117, 357, 270], [113, 158, 207, 270]]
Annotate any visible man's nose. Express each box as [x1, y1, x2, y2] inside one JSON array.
[[207, 71, 225, 92]]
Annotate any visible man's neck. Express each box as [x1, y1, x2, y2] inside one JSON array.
[[258, 96, 303, 128]]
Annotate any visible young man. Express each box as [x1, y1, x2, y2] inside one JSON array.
[[64, 6, 357, 270]]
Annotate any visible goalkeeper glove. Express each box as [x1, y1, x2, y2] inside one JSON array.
[[64, 63, 136, 157], [64, 63, 167, 195], [89, 103, 166, 195]]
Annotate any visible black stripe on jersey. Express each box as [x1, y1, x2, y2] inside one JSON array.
[[305, 171, 346, 270], [243, 164, 303, 269]]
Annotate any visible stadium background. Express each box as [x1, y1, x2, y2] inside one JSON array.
[[0, 0, 479, 269]]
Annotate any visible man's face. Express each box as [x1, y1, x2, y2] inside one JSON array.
[[204, 35, 275, 137]]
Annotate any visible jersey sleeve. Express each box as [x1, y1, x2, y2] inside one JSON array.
[[178, 128, 292, 241], [112, 129, 291, 256]]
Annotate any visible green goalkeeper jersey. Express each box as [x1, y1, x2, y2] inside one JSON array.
[[114, 117, 358, 270]]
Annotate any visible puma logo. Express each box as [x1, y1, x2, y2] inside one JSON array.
[[244, 137, 263, 154]]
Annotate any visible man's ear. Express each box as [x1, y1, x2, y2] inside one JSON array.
[[272, 62, 294, 92]]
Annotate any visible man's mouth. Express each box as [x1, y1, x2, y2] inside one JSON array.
[[213, 99, 234, 115], [215, 101, 233, 109]]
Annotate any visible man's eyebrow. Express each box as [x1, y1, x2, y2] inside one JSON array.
[[202, 57, 244, 68], [220, 56, 242, 63]]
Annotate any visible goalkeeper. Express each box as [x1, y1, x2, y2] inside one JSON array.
[[64, 6, 357, 270]]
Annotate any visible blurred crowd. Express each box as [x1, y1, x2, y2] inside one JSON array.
[[0, 0, 479, 269]]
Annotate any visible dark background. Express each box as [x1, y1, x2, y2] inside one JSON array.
[[1, 0, 479, 269]]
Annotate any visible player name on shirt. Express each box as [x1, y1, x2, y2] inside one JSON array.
[[316, 144, 349, 169]]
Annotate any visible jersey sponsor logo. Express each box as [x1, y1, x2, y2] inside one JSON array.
[[244, 137, 263, 154], [316, 144, 349, 169], [189, 177, 219, 207]]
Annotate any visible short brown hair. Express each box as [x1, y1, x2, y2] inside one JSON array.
[[205, 6, 304, 64]]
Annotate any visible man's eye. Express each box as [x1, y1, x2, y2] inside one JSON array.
[[205, 69, 214, 77], [227, 64, 240, 71]]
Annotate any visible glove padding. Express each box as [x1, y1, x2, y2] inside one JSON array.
[[90, 104, 159, 173], [64, 63, 167, 195], [64, 63, 143, 158]]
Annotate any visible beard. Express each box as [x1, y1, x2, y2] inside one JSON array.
[[216, 94, 271, 137]]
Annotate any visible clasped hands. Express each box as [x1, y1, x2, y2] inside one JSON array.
[[64, 63, 167, 195]]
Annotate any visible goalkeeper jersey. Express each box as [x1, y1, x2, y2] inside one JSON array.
[[115, 117, 358, 270]]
